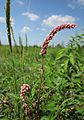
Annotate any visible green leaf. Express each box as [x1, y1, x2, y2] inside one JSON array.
[[41, 115, 55, 120], [64, 59, 69, 71], [7, 93, 20, 100], [56, 48, 66, 60], [31, 87, 36, 98], [61, 98, 73, 108], [41, 116, 49, 120], [76, 107, 84, 115], [45, 101, 56, 111], [0, 117, 8, 120], [69, 53, 74, 65]]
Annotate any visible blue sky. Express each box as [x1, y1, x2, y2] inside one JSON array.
[[0, 0, 84, 46]]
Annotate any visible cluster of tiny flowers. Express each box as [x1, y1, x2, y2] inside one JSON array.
[[40, 23, 76, 55], [23, 103, 30, 120], [20, 84, 30, 101]]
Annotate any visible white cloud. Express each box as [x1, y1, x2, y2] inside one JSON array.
[[22, 12, 39, 21], [68, 4, 75, 9], [0, 17, 5, 23], [77, 0, 84, 6], [42, 15, 76, 27], [17, 0, 24, 5], [21, 26, 31, 33]]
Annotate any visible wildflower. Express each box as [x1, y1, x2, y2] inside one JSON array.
[[20, 84, 30, 101], [23, 103, 30, 120], [40, 23, 76, 55]]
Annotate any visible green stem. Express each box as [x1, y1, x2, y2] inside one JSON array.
[[37, 55, 45, 116]]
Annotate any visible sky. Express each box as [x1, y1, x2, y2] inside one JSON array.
[[0, 0, 84, 46]]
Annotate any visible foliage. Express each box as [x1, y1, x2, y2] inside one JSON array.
[[0, 33, 84, 120]]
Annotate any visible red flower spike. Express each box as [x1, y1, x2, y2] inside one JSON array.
[[40, 23, 76, 55], [20, 84, 30, 101]]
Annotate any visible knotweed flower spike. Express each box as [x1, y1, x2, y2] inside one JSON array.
[[40, 23, 76, 55], [20, 84, 31, 119], [20, 84, 30, 101], [23, 103, 30, 120]]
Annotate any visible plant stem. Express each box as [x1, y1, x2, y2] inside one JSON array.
[[37, 55, 45, 116]]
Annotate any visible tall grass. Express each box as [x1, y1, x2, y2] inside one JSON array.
[[10, 26, 18, 53], [1, 1, 84, 119], [25, 34, 28, 49], [5, 0, 12, 52], [0, 36, 84, 119]]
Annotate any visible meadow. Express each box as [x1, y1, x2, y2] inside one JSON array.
[[0, 33, 84, 120], [0, 0, 84, 119]]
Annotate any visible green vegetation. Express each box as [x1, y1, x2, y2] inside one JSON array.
[[0, 33, 84, 120], [1, 0, 83, 119]]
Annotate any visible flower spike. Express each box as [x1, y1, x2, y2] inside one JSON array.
[[20, 84, 30, 101], [40, 23, 76, 55]]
